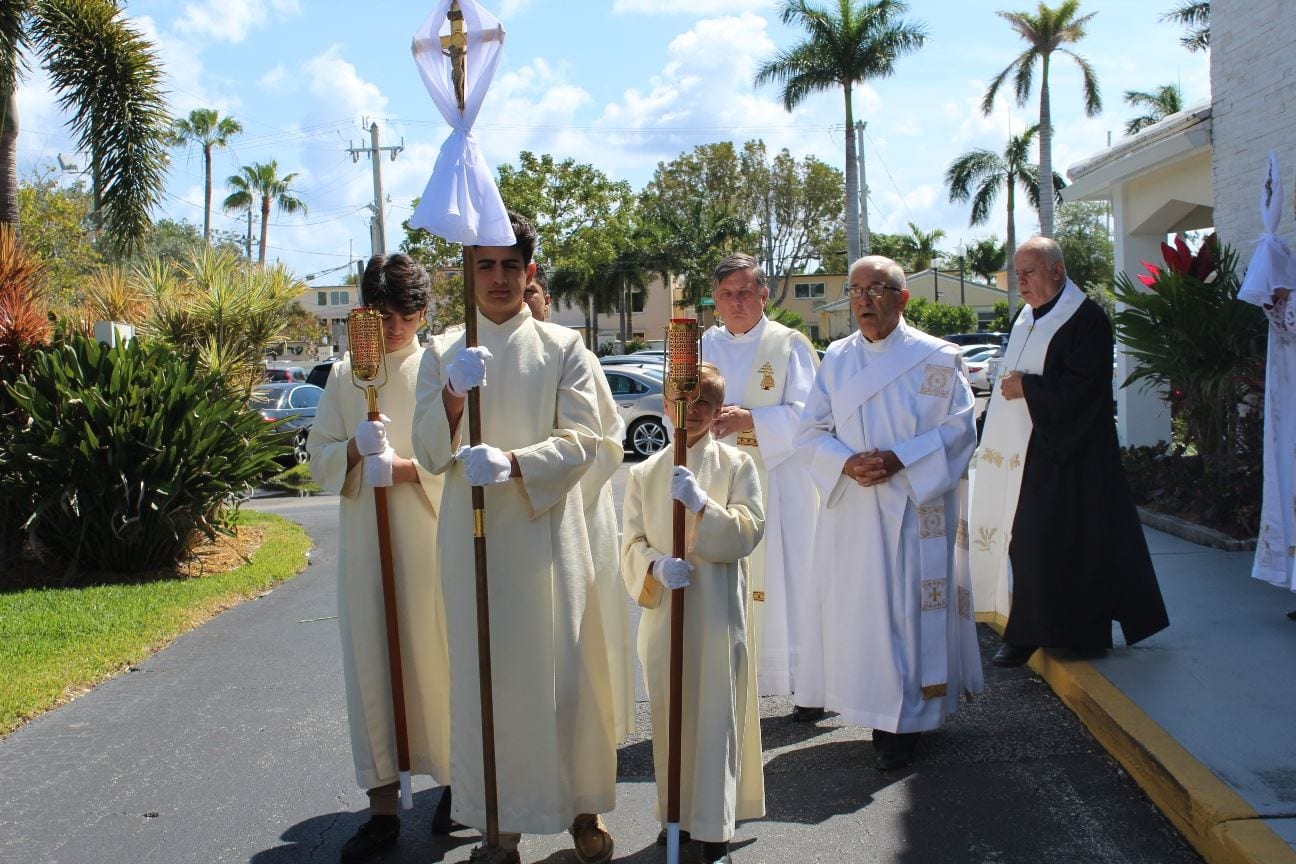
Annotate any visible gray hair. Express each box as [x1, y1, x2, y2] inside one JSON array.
[[712, 252, 767, 289], [849, 255, 907, 290], [1017, 235, 1066, 269]]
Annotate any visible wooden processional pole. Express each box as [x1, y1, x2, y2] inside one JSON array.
[[445, 2, 501, 849]]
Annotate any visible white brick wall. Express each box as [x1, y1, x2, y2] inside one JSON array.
[[1212, 0, 1296, 252]]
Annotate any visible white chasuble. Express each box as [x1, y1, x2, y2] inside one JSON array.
[[307, 340, 451, 790], [701, 316, 819, 696], [581, 351, 635, 741], [412, 309, 617, 834], [795, 321, 982, 733], [968, 281, 1086, 622], [621, 434, 766, 842]]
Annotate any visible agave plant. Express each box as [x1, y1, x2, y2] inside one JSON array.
[[1, 335, 290, 575]]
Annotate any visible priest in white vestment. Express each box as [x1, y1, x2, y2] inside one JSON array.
[[412, 213, 618, 864], [1238, 152, 1296, 606], [622, 363, 765, 864], [700, 253, 821, 715], [795, 255, 982, 771], [307, 254, 454, 862], [525, 268, 634, 740]]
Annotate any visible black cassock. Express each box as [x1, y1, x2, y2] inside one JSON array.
[[1003, 296, 1169, 649]]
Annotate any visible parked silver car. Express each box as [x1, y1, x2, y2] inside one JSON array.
[[602, 364, 667, 458], [249, 382, 325, 465]]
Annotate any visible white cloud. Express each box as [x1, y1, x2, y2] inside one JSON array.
[[174, 0, 301, 44], [496, 0, 536, 16], [303, 46, 389, 120], [257, 64, 295, 94], [614, 0, 773, 14]]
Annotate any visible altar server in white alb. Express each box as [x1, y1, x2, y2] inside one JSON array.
[[1238, 151, 1296, 617], [795, 255, 983, 771], [412, 212, 617, 864], [622, 362, 765, 864], [307, 254, 456, 864], [700, 253, 821, 718], [524, 264, 635, 740]]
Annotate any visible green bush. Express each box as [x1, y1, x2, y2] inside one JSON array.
[[0, 336, 291, 575], [905, 297, 978, 337]]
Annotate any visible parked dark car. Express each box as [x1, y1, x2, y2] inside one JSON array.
[[307, 358, 339, 389], [249, 382, 325, 465], [946, 332, 1009, 348]]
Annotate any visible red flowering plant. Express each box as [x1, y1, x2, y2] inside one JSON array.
[[1114, 232, 1266, 535]]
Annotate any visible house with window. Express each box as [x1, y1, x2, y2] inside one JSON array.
[[295, 283, 359, 357]]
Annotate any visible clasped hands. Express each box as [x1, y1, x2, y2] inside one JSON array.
[[999, 370, 1025, 401], [842, 449, 902, 487], [711, 404, 753, 439]]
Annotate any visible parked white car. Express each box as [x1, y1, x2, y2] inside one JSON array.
[[962, 346, 1003, 392], [601, 364, 668, 457]]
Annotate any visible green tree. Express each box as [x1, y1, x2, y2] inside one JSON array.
[[755, 0, 926, 263], [1123, 83, 1182, 135], [903, 297, 977, 336], [898, 221, 947, 272], [1054, 199, 1113, 290], [946, 124, 1060, 316], [965, 236, 1007, 283], [496, 151, 636, 344], [17, 169, 99, 310], [981, 1, 1101, 237], [0, 1, 170, 256], [989, 300, 1012, 331], [1162, 1, 1208, 52], [744, 141, 846, 305], [221, 160, 306, 265], [169, 108, 243, 243], [638, 195, 748, 308], [131, 217, 244, 267]]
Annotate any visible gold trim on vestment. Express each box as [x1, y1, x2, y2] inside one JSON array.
[[921, 683, 948, 699], [752, 590, 765, 602]]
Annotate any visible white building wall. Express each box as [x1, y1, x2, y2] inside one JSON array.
[[1211, 0, 1296, 250]]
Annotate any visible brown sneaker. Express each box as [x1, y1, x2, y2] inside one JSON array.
[[569, 813, 614, 864]]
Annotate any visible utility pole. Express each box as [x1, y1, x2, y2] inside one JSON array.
[[348, 121, 404, 256], [856, 121, 870, 256]]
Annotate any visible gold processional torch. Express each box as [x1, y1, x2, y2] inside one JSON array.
[[664, 317, 700, 864], [346, 307, 414, 810]]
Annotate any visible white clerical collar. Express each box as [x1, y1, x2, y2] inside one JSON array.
[[720, 315, 767, 343], [860, 318, 907, 353]]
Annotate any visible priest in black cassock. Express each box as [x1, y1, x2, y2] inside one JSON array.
[[968, 236, 1169, 667]]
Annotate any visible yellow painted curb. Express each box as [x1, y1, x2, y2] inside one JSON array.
[[1026, 648, 1296, 864]]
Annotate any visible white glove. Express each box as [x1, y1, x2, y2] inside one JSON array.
[[455, 443, 512, 486], [363, 448, 394, 487], [670, 466, 707, 513], [354, 415, 390, 457], [446, 346, 493, 396], [652, 556, 694, 590]]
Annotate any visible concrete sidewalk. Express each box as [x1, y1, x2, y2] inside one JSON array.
[[1018, 526, 1296, 864]]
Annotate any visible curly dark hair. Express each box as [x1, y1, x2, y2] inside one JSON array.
[[360, 253, 431, 315]]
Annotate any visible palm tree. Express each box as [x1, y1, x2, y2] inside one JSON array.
[[946, 124, 1063, 317], [0, 1, 170, 256], [981, 1, 1101, 238], [1123, 83, 1183, 135], [899, 221, 946, 272], [1162, 1, 1208, 52], [170, 108, 242, 244], [755, 0, 926, 264], [965, 236, 1007, 283], [221, 161, 306, 265]]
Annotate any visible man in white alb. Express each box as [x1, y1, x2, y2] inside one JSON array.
[[795, 255, 982, 770], [700, 252, 821, 721]]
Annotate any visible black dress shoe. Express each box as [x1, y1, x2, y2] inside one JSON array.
[[1287, 609, 1296, 621], [341, 814, 399, 864], [431, 786, 466, 835], [790, 705, 826, 723], [991, 642, 1038, 667], [655, 828, 691, 846], [701, 840, 731, 863], [872, 730, 919, 770]]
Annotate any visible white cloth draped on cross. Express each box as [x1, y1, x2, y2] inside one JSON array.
[[1239, 149, 1296, 307], [409, 0, 515, 246]]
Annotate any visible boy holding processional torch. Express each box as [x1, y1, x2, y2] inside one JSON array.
[[621, 348, 767, 864]]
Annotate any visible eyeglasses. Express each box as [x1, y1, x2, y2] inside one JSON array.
[[845, 282, 901, 299]]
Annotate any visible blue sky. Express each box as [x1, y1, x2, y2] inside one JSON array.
[[16, 0, 1209, 282]]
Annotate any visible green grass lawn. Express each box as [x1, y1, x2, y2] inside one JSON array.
[[0, 510, 310, 737]]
